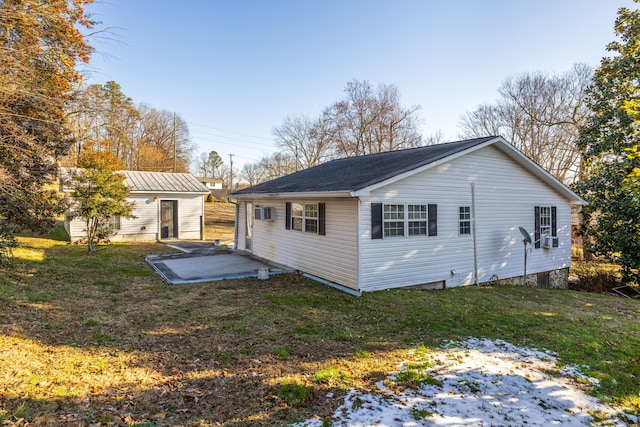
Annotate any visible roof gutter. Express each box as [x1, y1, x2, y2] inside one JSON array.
[[230, 190, 354, 200]]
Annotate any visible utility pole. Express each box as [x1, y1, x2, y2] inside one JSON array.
[[173, 112, 177, 172], [229, 154, 235, 192]]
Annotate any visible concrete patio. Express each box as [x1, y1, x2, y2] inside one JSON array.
[[146, 242, 293, 284]]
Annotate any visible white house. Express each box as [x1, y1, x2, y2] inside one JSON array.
[[197, 176, 225, 199], [61, 170, 210, 242], [197, 177, 223, 191], [230, 136, 586, 295]]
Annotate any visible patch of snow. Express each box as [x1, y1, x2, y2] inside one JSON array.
[[293, 338, 626, 427]]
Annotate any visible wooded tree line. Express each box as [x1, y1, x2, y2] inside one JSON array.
[[63, 81, 195, 172], [234, 79, 430, 186], [1, 0, 639, 281], [233, 69, 591, 188]]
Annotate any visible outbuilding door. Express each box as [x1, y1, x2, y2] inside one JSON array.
[[161, 200, 178, 239]]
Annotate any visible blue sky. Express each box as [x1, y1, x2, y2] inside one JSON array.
[[85, 1, 637, 170]]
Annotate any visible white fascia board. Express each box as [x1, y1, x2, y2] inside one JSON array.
[[231, 191, 354, 200]]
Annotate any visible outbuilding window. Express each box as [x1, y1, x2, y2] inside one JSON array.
[[110, 215, 121, 230]]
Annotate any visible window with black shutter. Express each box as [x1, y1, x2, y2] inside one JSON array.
[[285, 202, 324, 235], [371, 203, 437, 239], [534, 205, 558, 248]]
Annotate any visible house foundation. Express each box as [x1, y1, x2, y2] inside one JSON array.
[[491, 268, 569, 289]]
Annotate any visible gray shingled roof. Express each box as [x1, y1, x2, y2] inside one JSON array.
[[233, 136, 498, 195]]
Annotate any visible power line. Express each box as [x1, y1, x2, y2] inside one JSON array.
[[188, 121, 273, 141]]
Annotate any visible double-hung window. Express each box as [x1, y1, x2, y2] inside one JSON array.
[[291, 203, 304, 231], [304, 204, 318, 233], [383, 204, 405, 237], [372, 203, 437, 239], [285, 202, 326, 235], [459, 206, 471, 235], [408, 204, 427, 236], [110, 215, 121, 230], [534, 206, 558, 248], [539, 206, 552, 237]]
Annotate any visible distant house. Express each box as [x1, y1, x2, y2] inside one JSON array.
[[197, 177, 224, 198], [230, 136, 586, 295], [61, 169, 210, 242]]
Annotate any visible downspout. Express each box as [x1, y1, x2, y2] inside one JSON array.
[[471, 182, 479, 285]]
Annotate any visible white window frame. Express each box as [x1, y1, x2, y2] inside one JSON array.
[[459, 206, 471, 235], [407, 204, 427, 236], [539, 206, 552, 237], [110, 215, 121, 230], [291, 202, 319, 234], [383, 204, 405, 237], [304, 204, 318, 233], [382, 203, 432, 238]]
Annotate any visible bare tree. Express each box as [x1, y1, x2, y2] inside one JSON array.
[[134, 105, 194, 172], [251, 152, 297, 182], [64, 85, 195, 172], [239, 162, 268, 186], [323, 80, 423, 157], [272, 115, 333, 169], [460, 64, 592, 184]]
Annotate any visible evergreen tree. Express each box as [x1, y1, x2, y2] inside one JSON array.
[[576, 2, 640, 283]]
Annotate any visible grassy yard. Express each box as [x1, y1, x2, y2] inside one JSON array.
[[0, 231, 639, 426]]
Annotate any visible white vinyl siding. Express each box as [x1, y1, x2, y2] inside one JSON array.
[[358, 144, 572, 292], [236, 202, 247, 251], [66, 193, 204, 242], [248, 198, 359, 290]]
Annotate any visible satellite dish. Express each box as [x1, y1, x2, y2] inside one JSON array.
[[519, 227, 532, 245]]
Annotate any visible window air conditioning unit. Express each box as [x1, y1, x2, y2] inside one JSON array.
[[542, 235, 558, 249], [254, 207, 274, 221]]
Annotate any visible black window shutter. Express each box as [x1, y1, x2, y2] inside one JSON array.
[[534, 206, 541, 248], [551, 206, 558, 247], [371, 203, 383, 239], [285, 202, 291, 230], [428, 204, 437, 236], [318, 203, 326, 235]]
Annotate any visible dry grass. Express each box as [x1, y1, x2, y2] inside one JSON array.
[[0, 231, 639, 426], [203, 201, 235, 244]]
